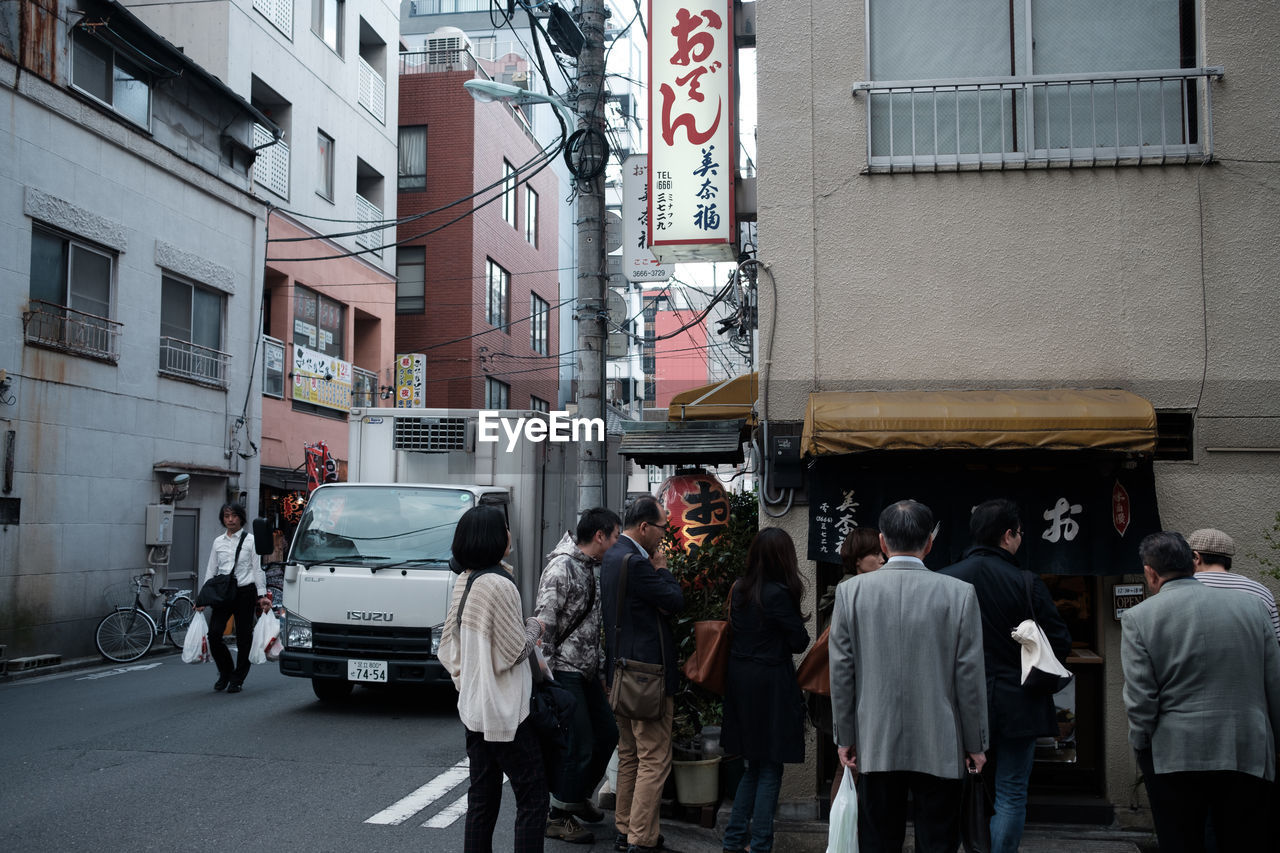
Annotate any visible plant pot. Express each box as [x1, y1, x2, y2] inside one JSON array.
[[671, 755, 721, 806]]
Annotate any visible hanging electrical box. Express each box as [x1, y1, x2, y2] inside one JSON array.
[[768, 432, 803, 489], [145, 504, 174, 545]]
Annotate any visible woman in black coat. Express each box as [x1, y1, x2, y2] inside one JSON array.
[[721, 528, 810, 853]]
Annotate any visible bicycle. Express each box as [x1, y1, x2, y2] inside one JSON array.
[[94, 574, 196, 663]]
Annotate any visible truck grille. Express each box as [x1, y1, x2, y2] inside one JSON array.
[[394, 417, 469, 451], [312, 623, 435, 660]]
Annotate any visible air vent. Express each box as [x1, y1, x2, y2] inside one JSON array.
[[1155, 410, 1194, 461], [394, 417, 470, 452]]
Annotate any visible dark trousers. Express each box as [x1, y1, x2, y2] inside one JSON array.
[[465, 719, 549, 853], [207, 584, 257, 684], [1135, 748, 1267, 852], [859, 771, 962, 853], [551, 671, 619, 805]]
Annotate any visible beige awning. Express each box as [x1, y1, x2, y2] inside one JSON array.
[[667, 372, 758, 424], [801, 389, 1156, 456]]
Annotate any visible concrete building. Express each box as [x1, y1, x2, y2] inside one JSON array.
[[120, 0, 402, 523], [756, 0, 1280, 827], [0, 0, 273, 658]]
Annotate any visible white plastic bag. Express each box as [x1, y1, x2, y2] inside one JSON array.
[[827, 766, 859, 852], [182, 611, 211, 664], [1012, 619, 1074, 693], [250, 613, 281, 665]]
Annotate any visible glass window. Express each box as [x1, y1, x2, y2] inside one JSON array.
[[397, 247, 426, 313], [71, 30, 151, 127], [524, 186, 538, 246], [161, 276, 223, 351], [530, 293, 549, 355], [294, 286, 344, 357], [29, 226, 113, 317], [485, 377, 510, 409], [530, 396, 550, 413], [263, 336, 285, 398], [502, 159, 518, 227], [317, 130, 335, 200], [399, 126, 427, 191], [312, 0, 343, 53], [486, 259, 509, 330]]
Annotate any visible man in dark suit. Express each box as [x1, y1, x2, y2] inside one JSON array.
[[1121, 531, 1280, 852], [601, 495, 684, 853], [942, 498, 1072, 853]]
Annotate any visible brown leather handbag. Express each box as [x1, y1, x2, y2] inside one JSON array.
[[795, 625, 831, 696], [682, 582, 735, 695], [609, 555, 667, 721]]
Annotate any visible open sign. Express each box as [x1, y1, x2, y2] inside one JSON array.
[[1113, 583, 1146, 620]]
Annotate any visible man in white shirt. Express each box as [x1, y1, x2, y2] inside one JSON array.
[[197, 503, 269, 693]]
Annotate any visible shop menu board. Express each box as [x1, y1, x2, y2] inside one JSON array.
[[807, 456, 1161, 575], [291, 344, 353, 412]]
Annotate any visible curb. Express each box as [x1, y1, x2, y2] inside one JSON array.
[[0, 646, 181, 684]]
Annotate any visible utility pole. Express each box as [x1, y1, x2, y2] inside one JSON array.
[[575, 0, 607, 513]]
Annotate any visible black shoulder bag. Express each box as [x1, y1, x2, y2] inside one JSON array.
[[607, 554, 667, 720], [196, 531, 247, 608]]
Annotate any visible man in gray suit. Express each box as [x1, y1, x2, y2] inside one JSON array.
[[1121, 531, 1280, 852], [830, 500, 988, 853]]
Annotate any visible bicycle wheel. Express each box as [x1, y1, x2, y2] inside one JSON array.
[[95, 608, 156, 663], [163, 595, 196, 648]]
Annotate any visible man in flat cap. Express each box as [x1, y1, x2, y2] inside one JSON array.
[[1189, 527, 1280, 644]]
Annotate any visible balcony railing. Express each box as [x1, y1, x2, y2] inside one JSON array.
[[853, 67, 1223, 172], [22, 300, 122, 363], [399, 48, 480, 76], [159, 337, 231, 388], [358, 56, 387, 124], [355, 193, 386, 257], [252, 123, 290, 198]]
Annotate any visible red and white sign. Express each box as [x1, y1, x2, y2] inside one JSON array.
[[395, 353, 426, 408], [648, 0, 736, 262], [1111, 480, 1131, 536]]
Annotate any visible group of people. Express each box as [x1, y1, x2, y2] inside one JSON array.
[[436, 492, 1280, 853]]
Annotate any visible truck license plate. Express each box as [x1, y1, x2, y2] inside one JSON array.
[[347, 659, 388, 683]]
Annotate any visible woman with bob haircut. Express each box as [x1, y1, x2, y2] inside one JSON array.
[[840, 526, 885, 576], [721, 527, 811, 853], [438, 504, 549, 852]]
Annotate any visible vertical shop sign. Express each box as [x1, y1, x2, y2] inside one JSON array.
[[648, 0, 736, 262], [394, 353, 426, 408], [622, 155, 673, 282]]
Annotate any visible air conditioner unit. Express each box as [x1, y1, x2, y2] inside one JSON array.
[[426, 27, 472, 65]]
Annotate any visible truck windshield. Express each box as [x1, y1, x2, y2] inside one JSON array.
[[290, 487, 475, 566]]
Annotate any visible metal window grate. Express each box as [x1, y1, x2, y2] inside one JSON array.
[[252, 123, 290, 199], [394, 417, 469, 452], [22, 300, 122, 363], [355, 194, 385, 257], [159, 337, 231, 388], [357, 56, 386, 124], [1155, 410, 1194, 461], [253, 0, 292, 36]]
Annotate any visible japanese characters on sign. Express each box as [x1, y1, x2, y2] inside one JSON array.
[[621, 155, 673, 282], [657, 470, 731, 554], [648, 0, 736, 261], [292, 344, 352, 412], [394, 353, 426, 408]]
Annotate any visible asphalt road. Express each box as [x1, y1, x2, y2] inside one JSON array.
[[0, 652, 514, 852]]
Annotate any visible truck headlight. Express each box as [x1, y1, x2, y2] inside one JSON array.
[[286, 614, 313, 650], [431, 625, 442, 656]]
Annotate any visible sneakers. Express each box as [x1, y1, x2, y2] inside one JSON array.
[[545, 815, 594, 844], [565, 800, 605, 824]]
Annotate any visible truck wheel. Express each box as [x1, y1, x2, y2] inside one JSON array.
[[312, 678, 354, 702]]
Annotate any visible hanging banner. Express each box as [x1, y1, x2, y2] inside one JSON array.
[[806, 458, 1162, 575], [622, 155, 673, 282], [292, 344, 352, 412], [648, 0, 737, 262], [394, 353, 426, 408]]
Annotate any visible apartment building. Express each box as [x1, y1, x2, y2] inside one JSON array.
[[756, 0, 1280, 825], [1, 0, 272, 657], [121, 0, 402, 523]]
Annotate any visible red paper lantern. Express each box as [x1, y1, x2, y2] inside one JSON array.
[[657, 470, 731, 554]]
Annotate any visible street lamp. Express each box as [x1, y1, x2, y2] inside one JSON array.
[[463, 79, 577, 137]]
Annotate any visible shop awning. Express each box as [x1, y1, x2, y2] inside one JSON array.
[[667, 373, 758, 424], [153, 461, 239, 477], [618, 419, 747, 466], [801, 389, 1156, 456]]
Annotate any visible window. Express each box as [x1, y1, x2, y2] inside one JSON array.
[[486, 377, 510, 409], [26, 225, 120, 361], [317, 130, 335, 200], [160, 275, 228, 385], [352, 366, 377, 407], [399, 126, 427, 190], [524, 186, 539, 246], [293, 286, 345, 357], [312, 0, 343, 53], [501, 160, 518, 227], [71, 30, 150, 128], [397, 247, 426, 313], [263, 335, 285, 398], [486, 259, 509, 330], [862, 0, 1205, 168], [530, 396, 550, 413], [530, 293, 549, 355]]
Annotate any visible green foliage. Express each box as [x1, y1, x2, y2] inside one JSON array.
[[1254, 511, 1280, 582], [665, 488, 759, 748]]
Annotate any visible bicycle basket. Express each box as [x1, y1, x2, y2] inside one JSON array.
[[103, 577, 147, 609]]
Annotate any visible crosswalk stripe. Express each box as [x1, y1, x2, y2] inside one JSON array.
[[364, 758, 470, 825], [422, 792, 469, 828]]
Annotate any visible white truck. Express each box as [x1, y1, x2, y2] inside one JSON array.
[[269, 407, 616, 701]]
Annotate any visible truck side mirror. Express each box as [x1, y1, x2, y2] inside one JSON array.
[[252, 517, 275, 556]]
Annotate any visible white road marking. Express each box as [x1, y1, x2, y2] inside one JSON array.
[[422, 793, 469, 828], [365, 758, 470, 825], [75, 663, 164, 680]]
